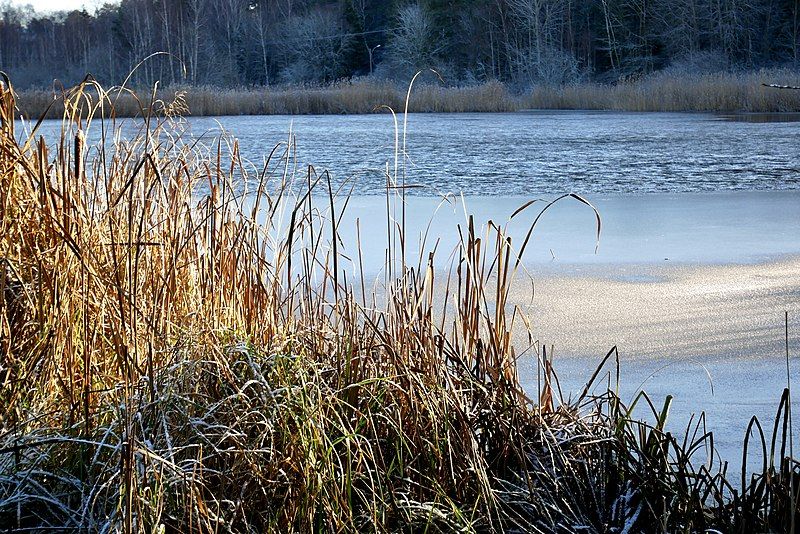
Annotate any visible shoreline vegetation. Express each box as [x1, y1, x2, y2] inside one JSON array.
[[14, 69, 800, 119], [2, 78, 800, 531]]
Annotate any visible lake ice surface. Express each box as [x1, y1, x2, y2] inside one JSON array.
[[18, 110, 800, 195]]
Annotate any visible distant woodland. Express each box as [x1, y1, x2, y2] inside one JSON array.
[[2, 0, 800, 90]]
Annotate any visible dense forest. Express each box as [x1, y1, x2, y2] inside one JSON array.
[[2, 0, 800, 90]]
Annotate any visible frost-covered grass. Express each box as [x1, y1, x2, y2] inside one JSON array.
[[0, 77, 798, 532]]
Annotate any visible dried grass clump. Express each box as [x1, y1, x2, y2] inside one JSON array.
[[0, 76, 798, 532]]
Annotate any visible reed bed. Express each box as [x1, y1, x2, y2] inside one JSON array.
[[15, 79, 517, 119], [527, 70, 800, 112], [13, 70, 800, 119], [1, 77, 799, 532]]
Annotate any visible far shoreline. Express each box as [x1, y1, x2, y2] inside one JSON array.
[[13, 69, 800, 119]]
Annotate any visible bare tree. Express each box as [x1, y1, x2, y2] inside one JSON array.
[[278, 9, 348, 84], [505, 0, 579, 85], [252, 1, 272, 85], [184, 0, 209, 83], [213, 0, 248, 84], [387, 3, 440, 77]]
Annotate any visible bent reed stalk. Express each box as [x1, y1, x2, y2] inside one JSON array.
[[0, 76, 798, 532]]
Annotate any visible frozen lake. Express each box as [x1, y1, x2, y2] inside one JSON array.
[[18, 110, 800, 196], [21, 110, 800, 474]]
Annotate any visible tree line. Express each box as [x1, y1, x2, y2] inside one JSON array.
[[2, 0, 799, 90]]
